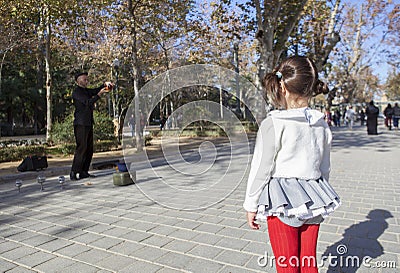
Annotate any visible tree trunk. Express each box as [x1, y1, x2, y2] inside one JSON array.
[[36, 25, 45, 135], [130, 28, 142, 150], [44, 5, 52, 143], [254, 0, 307, 90]]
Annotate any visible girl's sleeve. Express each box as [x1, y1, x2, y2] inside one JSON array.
[[320, 127, 332, 181], [243, 117, 276, 212]]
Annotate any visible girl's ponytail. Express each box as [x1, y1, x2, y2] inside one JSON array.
[[263, 71, 285, 108], [316, 80, 328, 95]]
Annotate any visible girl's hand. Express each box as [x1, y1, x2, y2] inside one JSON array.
[[246, 211, 260, 230]]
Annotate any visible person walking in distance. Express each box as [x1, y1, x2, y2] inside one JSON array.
[[366, 100, 379, 135], [243, 56, 341, 273], [391, 103, 400, 130], [70, 72, 113, 180], [345, 105, 356, 130], [383, 103, 393, 130]]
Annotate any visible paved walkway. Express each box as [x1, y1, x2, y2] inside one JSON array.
[[0, 124, 399, 273]]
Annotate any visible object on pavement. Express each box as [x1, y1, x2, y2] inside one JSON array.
[[113, 172, 136, 186], [17, 155, 48, 172]]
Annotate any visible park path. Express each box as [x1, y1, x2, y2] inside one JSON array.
[[0, 123, 399, 273]]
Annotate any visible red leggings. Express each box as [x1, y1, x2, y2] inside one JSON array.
[[267, 216, 320, 273]]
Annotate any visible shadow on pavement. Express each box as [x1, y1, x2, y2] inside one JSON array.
[[331, 126, 397, 151], [322, 209, 393, 273]]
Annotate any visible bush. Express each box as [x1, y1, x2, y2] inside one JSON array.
[[0, 145, 46, 163], [94, 139, 119, 152], [47, 139, 118, 156], [51, 113, 75, 143], [93, 112, 115, 141], [51, 112, 116, 144]]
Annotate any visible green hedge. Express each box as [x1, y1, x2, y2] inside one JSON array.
[[51, 112, 116, 144], [0, 145, 46, 163], [48, 140, 119, 156]]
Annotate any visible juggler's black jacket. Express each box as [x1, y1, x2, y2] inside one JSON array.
[[72, 85, 103, 126]]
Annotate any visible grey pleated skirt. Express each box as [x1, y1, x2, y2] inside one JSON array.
[[256, 177, 341, 227]]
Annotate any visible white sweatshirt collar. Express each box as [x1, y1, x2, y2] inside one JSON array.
[[268, 107, 325, 126]]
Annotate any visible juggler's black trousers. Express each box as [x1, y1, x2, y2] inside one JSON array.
[[71, 125, 93, 173]]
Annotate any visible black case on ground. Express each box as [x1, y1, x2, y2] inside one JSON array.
[[17, 155, 48, 172]]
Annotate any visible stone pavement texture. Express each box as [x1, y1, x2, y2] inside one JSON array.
[[0, 123, 399, 273]]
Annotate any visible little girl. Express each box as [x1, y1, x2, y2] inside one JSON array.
[[243, 56, 341, 273]]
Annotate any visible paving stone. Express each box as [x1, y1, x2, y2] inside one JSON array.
[[59, 261, 100, 273], [21, 234, 55, 247], [154, 267, 183, 273], [1, 246, 38, 261], [162, 239, 197, 253], [129, 246, 170, 261], [131, 221, 155, 232], [242, 241, 269, 255], [215, 236, 250, 251], [6, 231, 37, 243], [194, 223, 224, 234], [89, 236, 124, 250], [183, 257, 224, 273], [241, 229, 267, 242], [0, 240, 21, 254], [111, 219, 139, 228], [5, 266, 38, 273], [148, 225, 178, 236], [108, 241, 144, 256], [187, 245, 224, 259], [54, 243, 91, 257], [118, 259, 162, 273], [71, 232, 104, 245], [37, 238, 73, 252], [216, 226, 247, 238], [52, 228, 86, 240], [26, 222, 56, 232], [83, 223, 113, 234], [219, 265, 262, 273], [74, 249, 111, 264], [167, 229, 198, 241], [140, 235, 173, 248], [0, 226, 25, 238], [33, 257, 75, 273], [172, 220, 201, 230], [156, 252, 195, 269], [119, 230, 152, 242], [0, 258, 17, 271], [215, 249, 252, 266], [196, 215, 224, 224], [15, 251, 56, 268], [95, 255, 137, 272], [191, 233, 223, 246]]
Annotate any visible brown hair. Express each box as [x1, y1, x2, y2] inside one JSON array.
[[262, 56, 328, 108]]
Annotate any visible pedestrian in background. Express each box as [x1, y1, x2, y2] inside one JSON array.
[[359, 109, 365, 126], [366, 100, 379, 135], [324, 108, 332, 127], [70, 72, 113, 180], [345, 105, 356, 130], [392, 103, 400, 130], [243, 56, 341, 273], [383, 103, 393, 130], [128, 114, 135, 137], [333, 109, 341, 127]]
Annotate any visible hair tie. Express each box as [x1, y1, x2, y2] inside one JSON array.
[[276, 71, 282, 79]]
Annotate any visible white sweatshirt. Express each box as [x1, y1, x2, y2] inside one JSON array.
[[243, 107, 332, 212]]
